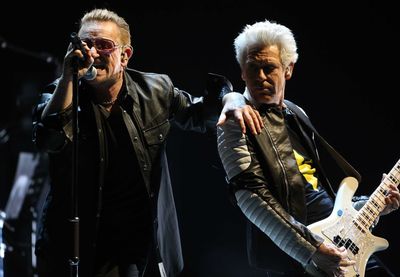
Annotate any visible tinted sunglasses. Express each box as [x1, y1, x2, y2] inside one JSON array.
[[81, 37, 120, 54]]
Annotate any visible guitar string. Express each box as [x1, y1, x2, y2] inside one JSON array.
[[336, 179, 389, 252], [332, 166, 399, 261]]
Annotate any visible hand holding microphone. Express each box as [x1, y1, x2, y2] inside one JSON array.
[[70, 32, 97, 80]]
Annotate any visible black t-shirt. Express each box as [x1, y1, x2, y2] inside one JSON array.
[[96, 102, 152, 259]]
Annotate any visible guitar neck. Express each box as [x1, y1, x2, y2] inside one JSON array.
[[356, 158, 400, 231]]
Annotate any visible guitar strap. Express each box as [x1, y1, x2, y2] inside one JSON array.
[[284, 100, 361, 183]]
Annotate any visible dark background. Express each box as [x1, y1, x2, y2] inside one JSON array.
[[0, 1, 398, 276]]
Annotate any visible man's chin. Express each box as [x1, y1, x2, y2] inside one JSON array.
[[257, 95, 276, 105]]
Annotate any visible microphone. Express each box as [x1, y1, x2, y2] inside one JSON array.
[[70, 32, 97, 80], [83, 63, 97, 80]]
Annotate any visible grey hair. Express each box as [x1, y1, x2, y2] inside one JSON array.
[[234, 19, 298, 68], [80, 9, 131, 46]]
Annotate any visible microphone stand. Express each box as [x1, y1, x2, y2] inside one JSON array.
[[67, 32, 96, 276], [69, 52, 80, 277]]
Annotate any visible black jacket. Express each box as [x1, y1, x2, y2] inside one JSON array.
[[32, 69, 227, 276], [217, 99, 360, 274]]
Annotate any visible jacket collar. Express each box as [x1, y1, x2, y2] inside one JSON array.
[[123, 71, 138, 104]]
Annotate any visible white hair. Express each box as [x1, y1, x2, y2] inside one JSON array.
[[234, 19, 298, 68]]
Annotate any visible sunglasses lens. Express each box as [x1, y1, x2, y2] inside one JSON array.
[[81, 38, 117, 52], [95, 39, 115, 50]]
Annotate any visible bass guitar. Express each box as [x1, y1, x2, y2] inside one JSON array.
[[306, 158, 400, 277]]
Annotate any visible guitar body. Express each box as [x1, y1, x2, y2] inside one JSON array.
[[307, 177, 389, 277]]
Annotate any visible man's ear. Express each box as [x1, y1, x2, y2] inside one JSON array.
[[285, 63, 294, 80], [122, 46, 133, 65], [121, 46, 133, 60]]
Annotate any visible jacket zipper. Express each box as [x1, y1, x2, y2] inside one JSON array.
[[263, 117, 291, 211]]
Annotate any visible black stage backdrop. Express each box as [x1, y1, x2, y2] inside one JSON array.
[[1, 1, 398, 276]]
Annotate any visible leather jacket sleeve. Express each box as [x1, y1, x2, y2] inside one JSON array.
[[32, 80, 73, 153], [217, 119, 324, 266]]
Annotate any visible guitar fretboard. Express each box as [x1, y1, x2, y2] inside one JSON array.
[[355, 158, 400, 232]]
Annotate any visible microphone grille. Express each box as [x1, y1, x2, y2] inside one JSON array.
[[84, 67, 97, 80]]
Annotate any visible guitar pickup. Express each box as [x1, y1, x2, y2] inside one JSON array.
[[333, 235, 360, 255]]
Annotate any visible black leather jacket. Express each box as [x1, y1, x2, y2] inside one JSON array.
[[32, 69, 227, 277], [217, 99, 360, 274]]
